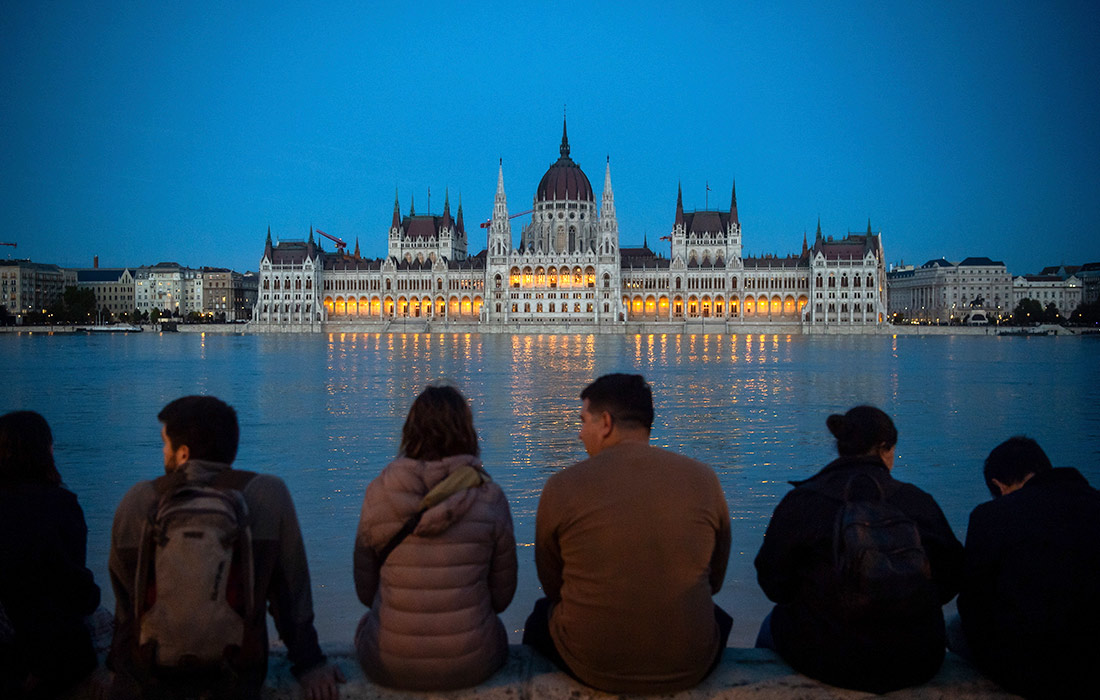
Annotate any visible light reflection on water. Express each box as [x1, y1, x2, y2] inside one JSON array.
[[1, 331, 1097, 647]]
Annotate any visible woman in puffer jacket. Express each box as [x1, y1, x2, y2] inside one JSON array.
[[353, 384, 517, 690]]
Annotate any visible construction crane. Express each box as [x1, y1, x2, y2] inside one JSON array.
[[314, 229, 346, 253], [479, 210, 533, 228]]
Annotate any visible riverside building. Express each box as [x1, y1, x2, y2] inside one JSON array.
[[252, 123, 887, 333]]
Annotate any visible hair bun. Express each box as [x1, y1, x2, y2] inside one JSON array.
[[826, 414, 850, 440]]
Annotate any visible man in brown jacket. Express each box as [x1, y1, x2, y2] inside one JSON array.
[[524, 373, 732, 694]]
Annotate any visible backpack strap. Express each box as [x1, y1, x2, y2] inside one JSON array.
[[375, 465, 487, 567]]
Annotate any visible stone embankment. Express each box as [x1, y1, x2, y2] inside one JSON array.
[[257, 646, 1019, 699]]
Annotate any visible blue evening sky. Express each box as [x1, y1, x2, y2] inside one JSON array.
[[3, 1, 1098, 276]]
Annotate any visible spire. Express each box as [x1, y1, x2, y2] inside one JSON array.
[[802, 232, 808, 256], [815, 218, 823, 243], [675, 182, 685, 227], [308, 226, 314, 244], [391, 189, 401, 229], [643, 233, 648, 249], [263, 226, 273, 260], [490, 159, 511, 254], [867, 218, 873, 236], [730, 180, 739, 225], [353, 237, 361, 258], [456, 193, 465, 234], [601, 156, 617, 222], [307, 226, 316, 259], [409, 193, 415, 217], [442, 188, 453, 228], [560, 114, 570, 159]]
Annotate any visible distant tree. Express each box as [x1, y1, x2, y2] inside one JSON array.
[[150, 308, 162, 324], [186, 311, 203, 323], [215, 312, 226, 323], [0, 304, 12, 326], [1042, 302, 1062, 324], [99, 305, 113, 323], [1012, 298, 1043, 325], [1070, 300, 1100, 325]]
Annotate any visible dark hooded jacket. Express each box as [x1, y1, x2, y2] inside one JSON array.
[[755, 455, 964, 693], [959, 467, 1100, 699], [0, 482, 100, 698], [353, 455, 517, 690]]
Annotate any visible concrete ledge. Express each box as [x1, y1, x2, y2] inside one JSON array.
[[257, 646, 1021, 699]]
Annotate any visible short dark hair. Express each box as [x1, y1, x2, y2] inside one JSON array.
[[158, 395, 239, 465], [400, 385, 479, 461], [826, 405, 898, 457], [0, 411, 61, 486], [983, 436, 1052, 497], [580, 373, 654, 431]]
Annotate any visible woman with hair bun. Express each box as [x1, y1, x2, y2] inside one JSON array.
[[754, 406, 963, 693], [0, 411, 101, 699], [353, 384, 517, 690]]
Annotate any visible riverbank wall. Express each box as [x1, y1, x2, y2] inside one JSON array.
[[1, 323, 1086, 337]]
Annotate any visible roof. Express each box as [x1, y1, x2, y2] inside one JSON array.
[[922, 258, 954, 268], [683, 210, 730, 235], [75, 269, 132, 282], [744, 255, 805, 269], [268, 241, 317, 266], [535, 120, 594, 203], [959, 257, 1004, 267]]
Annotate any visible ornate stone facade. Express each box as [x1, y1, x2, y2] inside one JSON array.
[[252, 123, 887, 332]]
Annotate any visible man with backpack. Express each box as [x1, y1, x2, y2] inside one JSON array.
[[754, 406, 963, 693], [107, 395, 342, 699]]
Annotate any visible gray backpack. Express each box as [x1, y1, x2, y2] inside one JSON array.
[[135, 471, 255, 669]]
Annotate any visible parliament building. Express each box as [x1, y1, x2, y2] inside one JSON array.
[[252, 122, 886, 333]]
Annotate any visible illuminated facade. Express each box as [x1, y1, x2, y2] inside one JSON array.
[[252, 123, 887, 332]]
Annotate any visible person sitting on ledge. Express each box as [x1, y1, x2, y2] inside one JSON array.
[[754, 405, 963, 694], [524, 373, 732, 694], [107, 395, 343, 700], [0, 411, 102, 700], [955, 436, 1100, 700], [353, 383, 517, 691]]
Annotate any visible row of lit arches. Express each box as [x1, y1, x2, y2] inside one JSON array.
[[324, 295, 483, 319], [623, 294, 809, 319], [508, 265, 600, 289]]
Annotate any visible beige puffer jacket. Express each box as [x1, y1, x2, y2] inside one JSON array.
[[353, 454, 517, 690]]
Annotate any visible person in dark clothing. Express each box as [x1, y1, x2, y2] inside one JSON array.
[[754, 405, 964, 693], [0, 411, 101, 700], [956, 436, 1100, 700]]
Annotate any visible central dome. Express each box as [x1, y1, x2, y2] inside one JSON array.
[[535, 120, 594, 203]]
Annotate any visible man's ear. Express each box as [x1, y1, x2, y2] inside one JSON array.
[[599, 410, 614, 438]]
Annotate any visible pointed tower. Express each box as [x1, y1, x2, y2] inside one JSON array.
[[307, 226, 316, 259], [867, 219, 873, 236], [388, 190, 402, 259], [730, 180, 740, 226], [815, 218, 824, 244], [726, 179, 743, 264], [456, 194, 465, 238], [409, 193, 415, 217], [489, 159, 511, 258], [599, 156, 619, 255], [442, 189, 453, 229], [671, 182, 687, 263], [263, 226, 273, 262], [802, 232, 809, 257], [353, 237, 361, 259]]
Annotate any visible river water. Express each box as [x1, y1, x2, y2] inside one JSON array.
[[2, 330, 1098, 646]]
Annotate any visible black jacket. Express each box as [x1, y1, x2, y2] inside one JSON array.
[[959, 467, 1100, 700], [0, 482, 100, 698], [755, 455, 964, 693]]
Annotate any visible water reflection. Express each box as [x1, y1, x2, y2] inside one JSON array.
[[2, 332, 1098, 648]]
